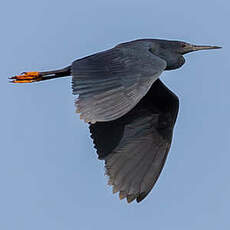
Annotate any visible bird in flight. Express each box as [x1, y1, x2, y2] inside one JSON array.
[[10, 39, 221, 203]]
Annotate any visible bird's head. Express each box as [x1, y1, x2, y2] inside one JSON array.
[[150, 39, 222, 70], [175, 41, 222, 55]]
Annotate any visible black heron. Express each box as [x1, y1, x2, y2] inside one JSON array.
[[10, 39, 221, 203]]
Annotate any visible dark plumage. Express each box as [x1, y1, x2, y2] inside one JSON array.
[[10, 39, 221, 203], [89, 79, 179, 202]]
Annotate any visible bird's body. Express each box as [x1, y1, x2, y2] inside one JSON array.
[[10, 39, 221, 203]]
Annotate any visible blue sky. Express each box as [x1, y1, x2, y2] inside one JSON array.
[[1, 0, 229, 229]]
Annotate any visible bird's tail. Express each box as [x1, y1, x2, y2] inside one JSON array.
[[9, 66, 71, 83]]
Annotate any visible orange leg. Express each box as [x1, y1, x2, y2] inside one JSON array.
[[9, 72, 42, 83], [9, 66, 71, 83]]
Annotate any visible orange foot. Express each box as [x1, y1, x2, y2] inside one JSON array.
[[9, 72, 41, 83]]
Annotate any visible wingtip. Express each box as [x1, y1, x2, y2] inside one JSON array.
[[112, 185, 119, 194], [119, 191, 127, 200], [136, 192, 148, 203], [126, 194, 136, 203]]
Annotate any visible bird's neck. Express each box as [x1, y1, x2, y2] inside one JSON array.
[[156, 50, 185, 70], [165, 55, 185, 70]]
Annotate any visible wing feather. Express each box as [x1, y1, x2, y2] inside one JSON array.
[[72, 45, 166, 123], [89, 80, 179, 203]]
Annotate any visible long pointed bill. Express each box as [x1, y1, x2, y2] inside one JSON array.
[[192, 45, 222, 51], [182, 43, 222, 54]]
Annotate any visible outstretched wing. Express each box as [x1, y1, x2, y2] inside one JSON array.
[[72, 44, 166, 123], [89, 80, 179, 203]]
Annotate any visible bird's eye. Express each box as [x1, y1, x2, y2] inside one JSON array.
[[181, 43, 186, 48]]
